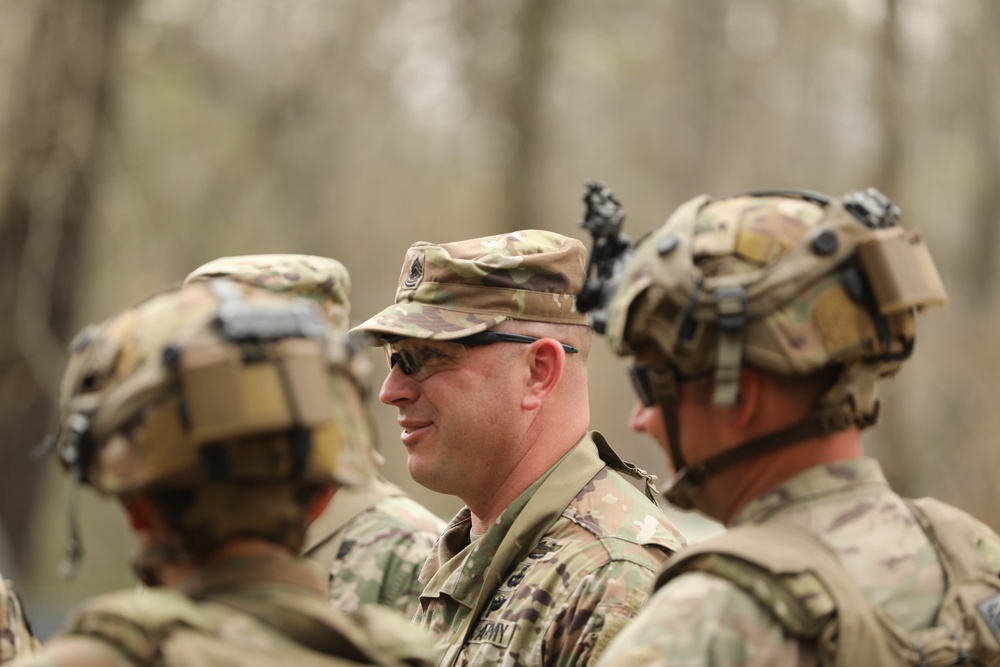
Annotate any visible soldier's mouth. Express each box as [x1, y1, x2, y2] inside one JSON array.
[[399, 419, 432, 445]]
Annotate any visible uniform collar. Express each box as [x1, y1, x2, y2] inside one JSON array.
[[732, 457, 889, 527], [177, 550, 327, 599], [418, 434, 597, 608]]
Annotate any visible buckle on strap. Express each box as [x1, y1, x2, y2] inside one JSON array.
[[814, 403, 855, 433], [713, 286, 747, 406]]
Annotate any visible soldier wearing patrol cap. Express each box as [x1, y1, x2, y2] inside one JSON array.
[[0, 575, 38, 663], [185, 255, 446, 618], [9, 282, 438, 667], [351, 230, 686, 666], [586, 189, 1000, 666]]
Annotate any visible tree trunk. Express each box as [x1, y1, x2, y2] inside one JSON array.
[[0, 0, 133, 571]]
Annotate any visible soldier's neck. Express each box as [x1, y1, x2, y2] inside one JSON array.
[[158, 540, 291, 588]]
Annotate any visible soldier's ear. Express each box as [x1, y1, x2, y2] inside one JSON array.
[[307, 484, 336, 522], [122, 496, 155, 533], [521, 338, 565, 411]]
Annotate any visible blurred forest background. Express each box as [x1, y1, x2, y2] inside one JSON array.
[[1, 0, 998, 637]]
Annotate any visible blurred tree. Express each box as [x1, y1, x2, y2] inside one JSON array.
[[453, 0, 560, 232], [0, 0, 133, 570], [967, 0, 1000, 303]]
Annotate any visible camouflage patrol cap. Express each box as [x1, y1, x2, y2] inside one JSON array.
[[55, 280, 374, 495], [185, 254, 351, 331], [607, 189, 947, 425], [351, 229, 588, 345]]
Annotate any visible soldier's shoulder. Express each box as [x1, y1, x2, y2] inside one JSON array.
[[909, 496, 1000, 572], [597, 570, 795, 666], [6, 635, 139, 667], [348, 605, 441, 665], [560, 467, 686, 558], [367, 495, 447, 535], [58, 588, 218, 665], [68, 588, 215, 631]]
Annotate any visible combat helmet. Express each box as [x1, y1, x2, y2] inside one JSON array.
[[585, 186, 947, 510], [185, 254, 352, 331], [185, 254, 380, 485], [53, 280, 365, 578]]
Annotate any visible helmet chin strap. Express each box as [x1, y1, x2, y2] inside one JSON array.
[[657, 392, 855, 515]]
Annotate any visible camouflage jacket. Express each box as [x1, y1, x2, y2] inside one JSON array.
[[9, 552, 439, 667], [596, 458, 1000, 666], [415, 433, 686, 667], [303, 476, 446, 617], [0, 574, 38, 663]]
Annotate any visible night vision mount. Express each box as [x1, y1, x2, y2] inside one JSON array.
[[575, 181, 632, 333]]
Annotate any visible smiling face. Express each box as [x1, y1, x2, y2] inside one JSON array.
[[378, 337, 522, 500]]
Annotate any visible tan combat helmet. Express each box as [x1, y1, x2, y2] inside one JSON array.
[[600, 188, 947, 510], [185, 254, 380, 486], [185, 254, 352, 331], [53, 280, 367, 578]]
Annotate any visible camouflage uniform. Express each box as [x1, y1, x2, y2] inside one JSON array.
[[0, 575, 38, 663], [597, 457, 1000, 666], [13, 552, 438, 667], [302, 477, 445, 617], [351, 230, 688, 666], [12, 282, 439, 667], [587, 188, 1000, 665], [417, 434, 684, 666], [187, 255, 445, 617]]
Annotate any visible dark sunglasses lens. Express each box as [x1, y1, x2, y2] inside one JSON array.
[[628, 366, 657, 407], [390, 351, 417, 376]]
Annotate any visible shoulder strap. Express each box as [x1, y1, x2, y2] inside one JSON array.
[[65, 589, 217, 667], [591, 431, 662, 506], [906, 497, 999, 581], [440, 435, 606, 667], [905, 498, 1000, 665], [205, 593, 422, 667], [660, 523, 921, 666]]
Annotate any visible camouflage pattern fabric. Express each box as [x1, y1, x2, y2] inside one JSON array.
[[0, 575, 38, 663], [7, 552, 440, 667], [186, 255, 446, 615], [185, 254, 352, 331], [303, 477, 445, 617], [350, 230, 588, 345], [604, 192, 946, 426], [596, 458, 1000, 666], [185, 254, 379, 487], [415, 434, 685, 666]]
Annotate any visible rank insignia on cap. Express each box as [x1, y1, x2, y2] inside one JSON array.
[[403, 258, 423, 289]]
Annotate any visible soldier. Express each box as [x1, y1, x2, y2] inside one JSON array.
[[10, 281, 438, 666], [185, 255, 446, 617], [0, 574, 38, 662], [351, 230, 686, 666], [589, 189, 1000, 665]]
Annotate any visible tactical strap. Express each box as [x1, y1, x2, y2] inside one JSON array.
[[591, 431, 661, 507], [441, 434, 607, 667], [659, 512, 1000, 667], [204, 593, 404, 666], [662, 403, 855, 510], [905, 498, 1000, 665], [712, 285, 747, 407], [660, 523, 914, 666]]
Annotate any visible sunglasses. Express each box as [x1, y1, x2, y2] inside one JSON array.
[[628, 363, 680, 407], [386, 331, 578, 381]]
